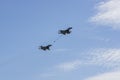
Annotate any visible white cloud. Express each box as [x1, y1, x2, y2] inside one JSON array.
[[55, 48, 120, 72], [90, 0, 120, 29], [56, 60, 81, 72], [88, 48, 120, 70], [38, 48, 120, 79], [85, 71, 120, 80], [90, 49, 120, 66]]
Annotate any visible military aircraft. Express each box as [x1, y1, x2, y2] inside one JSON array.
[[58, 27, 72, 35], [38, 27, 72, 51], [39, 44, 52, 51]]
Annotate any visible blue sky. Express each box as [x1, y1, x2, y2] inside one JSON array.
[[1, 0, 120, 80]]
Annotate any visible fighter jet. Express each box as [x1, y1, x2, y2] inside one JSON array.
[[39, 44, 52, 51], [58, 27, 72, 35]]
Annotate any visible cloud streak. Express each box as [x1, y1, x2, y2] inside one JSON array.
[[85, 71, 120, 80], [38, 48, 120, 80], [90, 0, 120, 29], [55, 48, 120, 72], [56, 60, 81, 72], [88, 48, 120, 70]]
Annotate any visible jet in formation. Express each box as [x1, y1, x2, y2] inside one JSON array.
[[39, 27, 72, 51], [39, 45, 52, 51], [58, 27, 72, 35]]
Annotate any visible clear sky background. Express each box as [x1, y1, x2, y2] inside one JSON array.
[[1, 0, 120, 80]]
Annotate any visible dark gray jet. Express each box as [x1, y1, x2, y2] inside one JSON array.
[[58, 27, 72, 35], [39, 45, 52, 51]]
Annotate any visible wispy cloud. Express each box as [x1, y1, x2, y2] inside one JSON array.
[[55, 48, 120, 71], [38, 60, 82, 78], [39, 48, 120, 78], [89, 36, 110, 42], [90, 0, 120, 29], [88, 48, 120, 70], [85, 71, 120, 80], [56, 60, 81, 72]]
